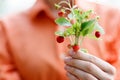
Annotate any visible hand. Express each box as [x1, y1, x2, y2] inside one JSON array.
[[64, 50, 116, 80]]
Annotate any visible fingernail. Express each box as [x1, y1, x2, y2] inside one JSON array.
[[64, 57, 72, 63]]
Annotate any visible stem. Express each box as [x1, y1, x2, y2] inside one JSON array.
[[63, 7, 71, 11], [67, 0, 70, 3], [67, 0, 72, 8], [75, 36, 79, 45], [69, 36, 73, 44], [72, 0, 75, 7], [58, 1, 71, 8], [80, 37, 84, 46], [71, 35, 75, 45]]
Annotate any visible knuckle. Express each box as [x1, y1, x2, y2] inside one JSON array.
[[75, 52, 81, 58], [84, 74, 91, 80], [70, 59, 80, 67], [74, 50, 82, 58], [71, 60, 76, 66], [70, 68, 80, 77], [88, 55, 97, 63], [86, 62, 94, 72], [69, 67, 76, 73]]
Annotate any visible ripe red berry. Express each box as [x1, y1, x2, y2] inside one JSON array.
[[95, 31, 101, 38], [72, 45, 80, 52], [58, 11, 64, 17], [56, 36, 64, 43]]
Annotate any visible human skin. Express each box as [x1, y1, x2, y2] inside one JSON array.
[[64, 50, 116, 80]]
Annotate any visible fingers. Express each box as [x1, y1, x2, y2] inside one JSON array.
[[65, 66, 98, 80], [66, 72, 78, 80], [65, 57, 111, 80], [69, 50, 116, 75]]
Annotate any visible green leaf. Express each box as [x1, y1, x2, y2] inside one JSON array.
[[64, 27, 75, 37], [55, 31, 64, 36], [81, 19, 96, 36], [81, 19, 95, 31], [73, 9, 80, 16], [72, 9, 82, 22], [82, 29, 89, 36], [55, 17, 72, 26]]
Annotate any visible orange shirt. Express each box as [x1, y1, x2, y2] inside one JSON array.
[[0, 0, 120, 80]]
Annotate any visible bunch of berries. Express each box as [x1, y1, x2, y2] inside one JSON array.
[[55, 0, 104, 52]]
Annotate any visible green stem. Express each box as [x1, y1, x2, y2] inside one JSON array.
[[80, 37, 84, 46], [75, 36, 79, 45]]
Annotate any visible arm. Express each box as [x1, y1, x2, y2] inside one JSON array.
[[0, 21, 21, 80]]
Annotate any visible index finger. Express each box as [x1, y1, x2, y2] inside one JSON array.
[[69, 50, 116, 75]]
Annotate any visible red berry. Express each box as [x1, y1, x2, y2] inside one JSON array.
[[95, 31, 101, 38], [72, 45, 80, 52], [56, 36, 64, 43], [58, 11, 64, 17]]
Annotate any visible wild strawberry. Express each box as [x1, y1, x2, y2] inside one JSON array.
[[56, 36, 64, 43], [67, 44, 72, 49], [95, 31, 101, 38], [72, 45, 80, 52], [58, 11, 64, 17]]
